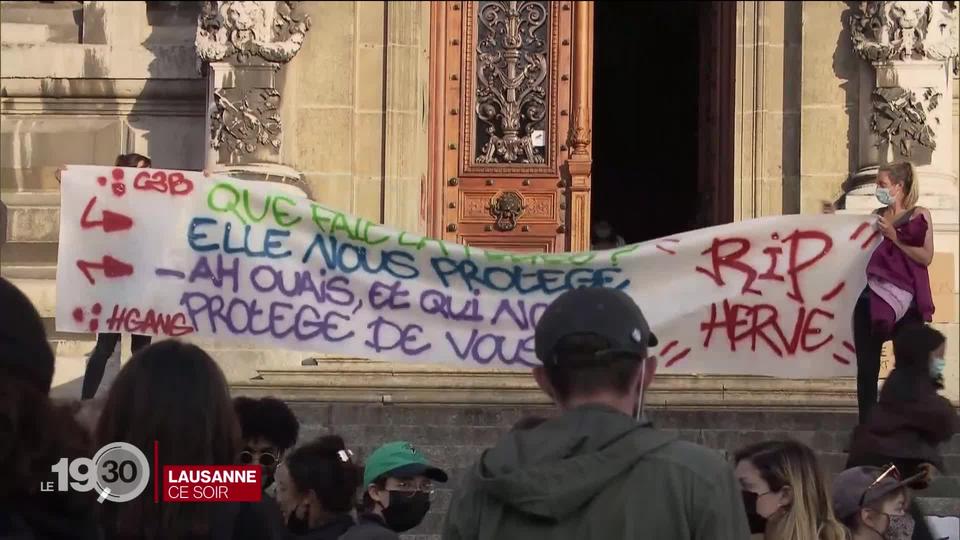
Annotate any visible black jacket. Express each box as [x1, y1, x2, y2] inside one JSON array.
[[337, 513, 398, 540], [286, 513, 354, 540], [850, 368, 959, 473], [0, 502, 102, 540]]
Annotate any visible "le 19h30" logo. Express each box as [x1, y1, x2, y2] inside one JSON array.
[[43, 442, 151, 504]]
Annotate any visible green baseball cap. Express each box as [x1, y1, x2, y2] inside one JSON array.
[[362, 441, 448, 487]]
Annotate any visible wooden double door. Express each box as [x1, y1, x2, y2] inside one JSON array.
[[426, 1, 734, 252]]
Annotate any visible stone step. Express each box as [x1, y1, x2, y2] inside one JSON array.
[[0, 1, 81, 28], [0, 20, 78, 43]]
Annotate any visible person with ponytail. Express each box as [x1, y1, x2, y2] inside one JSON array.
[[274, 435, 361, 539], [852, 161, 935, 424], [734, 440, 848, 540]]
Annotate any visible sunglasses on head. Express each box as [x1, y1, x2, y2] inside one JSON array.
[[240, 450, 279, 467], [858, 463, 900, 507]]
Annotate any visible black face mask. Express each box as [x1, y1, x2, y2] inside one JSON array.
[[382, 491, 431, 532], [741, 490, 767, 534], [286, 504, 311, 535]]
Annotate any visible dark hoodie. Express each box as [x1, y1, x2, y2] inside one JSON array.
[[443, 405, 749, 540]]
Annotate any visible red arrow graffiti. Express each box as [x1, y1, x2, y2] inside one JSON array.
[[80, 197, 134, 232], [77, 256, 134, 285]]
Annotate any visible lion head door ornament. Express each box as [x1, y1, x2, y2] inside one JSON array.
[[489, 191, 527, 231]]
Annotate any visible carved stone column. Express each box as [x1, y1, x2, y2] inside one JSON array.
[[195, 1, 312, 196], [846, 1, 958, 220]]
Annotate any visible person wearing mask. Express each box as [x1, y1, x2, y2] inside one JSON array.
[[734, 440, 848, 540], [273, 435, 360, 539], [850, 161, 934, 424], [847, 323, 957, 540], [443, 287, 750, 540], [0, 278, 100, 540], [341, 441, 448, 540], [234, 397, 300, 494], [832, 466, 920, 540], [79, 152, 155, 400], [96, 340, 280, 539]]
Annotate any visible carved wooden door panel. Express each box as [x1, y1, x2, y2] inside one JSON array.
[[428, 1, 576, 252]]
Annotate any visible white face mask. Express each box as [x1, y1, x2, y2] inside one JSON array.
[[876, 186, 895, 206]]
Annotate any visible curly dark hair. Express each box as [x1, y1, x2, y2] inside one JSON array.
[[233, 396, 299, 450]]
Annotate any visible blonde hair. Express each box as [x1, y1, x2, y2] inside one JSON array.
[[878, 161, 919, 209], [735, 441, 849, 540]]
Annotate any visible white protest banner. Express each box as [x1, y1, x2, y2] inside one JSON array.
[[56, 165, 880, 378]]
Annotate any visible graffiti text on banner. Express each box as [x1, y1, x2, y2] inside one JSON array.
[[55, 165, 880, 378]]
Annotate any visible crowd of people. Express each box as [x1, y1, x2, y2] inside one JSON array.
[[1, 274, 956, 539], [0, 159, 957, 539]]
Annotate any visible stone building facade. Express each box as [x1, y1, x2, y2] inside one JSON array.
[[2, 1, 959, 533]]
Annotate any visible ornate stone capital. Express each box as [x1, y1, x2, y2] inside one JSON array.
[[850, 1, 959, 68], [195, 1, 311, 68]]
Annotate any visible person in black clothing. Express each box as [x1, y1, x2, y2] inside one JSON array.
[[80, 152, 154, 400], [96, 340, 280, 539], [274, 435, 360, 539], [848, 323, 957, 540], [234, 397, 300, 493], [0, 277, 101, 540]]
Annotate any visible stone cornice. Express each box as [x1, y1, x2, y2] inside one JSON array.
[[232, 359, 864, 411]]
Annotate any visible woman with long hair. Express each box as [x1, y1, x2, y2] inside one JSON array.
[[734, 440, 848, 540], [96, 340, 278, 539], [851, 161, 935, 424], [0, 277, 99, 540], [80, 152, 154, 400], [274, 435, 361, 539]]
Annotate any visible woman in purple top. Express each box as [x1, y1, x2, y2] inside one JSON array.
[[853, 161, 935, 425]]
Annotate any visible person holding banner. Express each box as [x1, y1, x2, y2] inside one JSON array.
[[850, 161, 935, 425], [77, 153, 154, 400]]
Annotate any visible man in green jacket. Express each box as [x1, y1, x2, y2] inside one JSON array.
[[442, 287, 751, 540]]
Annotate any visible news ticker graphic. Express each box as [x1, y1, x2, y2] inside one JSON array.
[[163, 466, 261, 502], [44, 442, 261, 503]]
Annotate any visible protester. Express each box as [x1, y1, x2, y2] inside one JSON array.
[[590, 219, 626, 250], [851, 161, 935, 424], [734, 440, 847, 540], [443, 286, 750, 539], [234, 397, 300, 493], [341, 441, 448, 540], [0, 277, 100, 540], [510, 415, 548, 431], [79, 152, 155, 400], [832, 465, 920, 540], [847, 324, 956, 540], [274, 435, 360, 539], [96, 340, 280, 539], [847, 324, 957, 478]]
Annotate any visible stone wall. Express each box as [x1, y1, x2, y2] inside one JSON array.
[[285, 402, 960, 539], [1, 1, 205, 369], [278, 1, 429, 233]]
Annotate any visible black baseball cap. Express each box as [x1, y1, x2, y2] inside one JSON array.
[[534, 287, 658, 365]]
